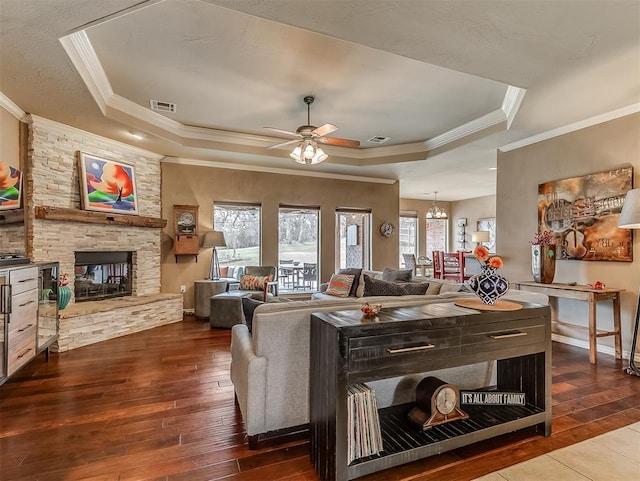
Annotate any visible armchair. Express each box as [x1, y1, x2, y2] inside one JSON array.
[[236, 265, 278, 301]]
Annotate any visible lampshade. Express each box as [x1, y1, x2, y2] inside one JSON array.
[[290, 139, 328, 165], [472, 231, 490, 243], [202, 230, 226, 248], [426, 191, 447, 219], [618, 189, 640, 229]]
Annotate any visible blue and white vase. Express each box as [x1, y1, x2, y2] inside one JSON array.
[[468, 266, 509, 305]]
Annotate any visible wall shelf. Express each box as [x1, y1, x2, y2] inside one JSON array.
[[0, 209, 25, 225], [35, 206, 166, 228]]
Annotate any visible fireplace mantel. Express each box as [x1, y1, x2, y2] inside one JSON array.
[[35, 205, 166, 228]]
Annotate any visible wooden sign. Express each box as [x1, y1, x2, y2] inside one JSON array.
[[460, 391, 526, 406]]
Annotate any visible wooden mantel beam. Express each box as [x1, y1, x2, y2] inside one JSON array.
[[0, 209, 25, 225], [35, 206, 167, 228]]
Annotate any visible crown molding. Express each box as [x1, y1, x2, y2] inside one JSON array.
[[162, 156, 397, 184], [28, 114, 164, 160], [499, 103, 640, 152], [502, 86, 527, 129], [0, 91, 28, 121], [424, 108, 506, 151]]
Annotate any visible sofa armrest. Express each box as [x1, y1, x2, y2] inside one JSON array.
[[230, 324, 268, 436], [318, 282, 328, 292]]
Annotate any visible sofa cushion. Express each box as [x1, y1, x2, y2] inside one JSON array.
[[219, 266, 229, 277], [325, 273, 355, 298], [239, 274, 272, 291], [382, 267, 413, 282], [241, 297, 263, 332], [362, 275, 429, 296], [338, 268, 362, 297]]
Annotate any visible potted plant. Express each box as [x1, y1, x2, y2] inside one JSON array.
[[530, 230, 556, 284]]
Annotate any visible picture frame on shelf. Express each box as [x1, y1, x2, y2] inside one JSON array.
[[0, 161, 22, 210], [77, 152, 139, 215]]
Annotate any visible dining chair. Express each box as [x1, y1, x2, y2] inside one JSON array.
[[302, 263, 317, 290], [442, 251, 470, 283], [402, 253, 417, 276], [432, 251, 443, 279]]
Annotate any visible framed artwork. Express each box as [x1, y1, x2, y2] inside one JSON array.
[[537, 166, 632, 261], [477, 218, 496, 252], [77, 152, 139, 215], [0, 161, 22, 210]]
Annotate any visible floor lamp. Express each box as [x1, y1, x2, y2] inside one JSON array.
[[203, 231, 226, 280], [618, 188, 640, 376]]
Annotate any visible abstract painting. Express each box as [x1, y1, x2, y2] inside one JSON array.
[[78, 152, 139, 215], [537, 166, 632, 261], [0, 161, 22, 210]]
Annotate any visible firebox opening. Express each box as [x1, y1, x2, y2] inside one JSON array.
[[74, 251, 132, 302]]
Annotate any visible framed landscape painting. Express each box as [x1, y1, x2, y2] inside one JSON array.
[[77, 152, 139, 215], [537, 166, 632, 261], [0, 161, 22, 210]]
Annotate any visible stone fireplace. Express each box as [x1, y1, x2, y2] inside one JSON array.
[[26, 116, 183, 352], [74, 251, 133, 302]]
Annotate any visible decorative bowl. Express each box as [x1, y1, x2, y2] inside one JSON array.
[[361, 303, 382, 317]]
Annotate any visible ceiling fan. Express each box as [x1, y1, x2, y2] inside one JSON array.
[[264, 96, 360, 165]]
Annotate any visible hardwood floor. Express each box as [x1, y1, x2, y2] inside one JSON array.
[[1, 316, 639, 481]]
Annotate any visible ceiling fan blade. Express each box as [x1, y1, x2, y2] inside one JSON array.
[[321, 137, 361, 148], [312, 123, 338, 137], [267, 139, 300, 149], [264, 126, 300, 137]]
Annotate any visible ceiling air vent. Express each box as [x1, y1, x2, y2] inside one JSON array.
[[367, 136, 390, 144], [150, 99, 177, 113]]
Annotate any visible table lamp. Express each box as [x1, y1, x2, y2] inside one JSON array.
[[203, 231, 226, 280], [471, 231, 490, 247], [618, 188, 640, 376]]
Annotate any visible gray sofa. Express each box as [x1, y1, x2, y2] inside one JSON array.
[[230, 277, 548, 447]]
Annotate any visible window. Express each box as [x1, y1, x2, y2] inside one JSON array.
[[278, 206, 319, 291], [213, 203, 261, 267], [426, 218, 447, 259], [399, 212, 418, 267], [336, 210, 371, 270]]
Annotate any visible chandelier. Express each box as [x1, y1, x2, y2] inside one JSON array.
[[290, 139, 328, 165], [426, 191, 447, 219]]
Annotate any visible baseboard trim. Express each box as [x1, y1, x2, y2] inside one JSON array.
[[552, 333, 640, 363], [247, 424, 309, 450]]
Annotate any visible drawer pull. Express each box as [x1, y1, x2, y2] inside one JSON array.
[[19, 300, 36, 307], [18, 278, 36, 283], [17, 348, 32, 359], [17, 324, 34, 333], [387, 344, 435, 354], [490, 331, 527, 340]]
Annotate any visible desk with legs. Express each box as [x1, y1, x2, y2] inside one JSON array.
[[514, 282, 622, 364]]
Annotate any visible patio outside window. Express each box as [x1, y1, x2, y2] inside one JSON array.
[[278, 206, 320, 292]]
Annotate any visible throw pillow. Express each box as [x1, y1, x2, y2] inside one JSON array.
[[382, 267, 413, 282], [239, 274, 272, 291], [338, 268, 362, 297], [362, 275, 429, 296], [219, 266, 229, 277], [241, 297, 264, 332], [325, 273, 355, 298]]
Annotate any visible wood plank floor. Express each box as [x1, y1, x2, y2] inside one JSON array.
[[1, 316, 639, 481]]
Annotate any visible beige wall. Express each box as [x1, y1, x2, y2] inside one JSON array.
[[450, 195, 496, 251], [498, 112, 640, 357], [162, 162, 400, 309], [399, 198, 452, 256]]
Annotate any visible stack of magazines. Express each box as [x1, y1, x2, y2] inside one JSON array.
[[347, 383, 383, 464]]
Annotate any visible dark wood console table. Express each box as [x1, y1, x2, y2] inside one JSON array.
[[310, 302, 552, 481], [514, 281, 622, 364]]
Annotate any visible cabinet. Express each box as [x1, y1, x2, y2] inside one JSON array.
[[310, 302, 551, 481], [0, 262, 59, 386], [173, 204, 199, 260]]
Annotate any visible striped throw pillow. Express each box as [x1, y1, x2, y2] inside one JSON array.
[[239, 274, 272, 291], [325, 273, 355, 298]]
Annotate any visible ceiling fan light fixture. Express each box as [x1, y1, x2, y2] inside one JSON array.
[[290, 139, 327, 165]]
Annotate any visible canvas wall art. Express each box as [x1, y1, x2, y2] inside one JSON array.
[[537, 166, 632, 261], [78, 152, 139, 215], [0, 161, 22, 210]]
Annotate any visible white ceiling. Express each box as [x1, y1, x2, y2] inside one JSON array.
[[1, 0, 639, 201]]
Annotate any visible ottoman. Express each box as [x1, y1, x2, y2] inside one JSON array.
[[209, 291, 252, 328]]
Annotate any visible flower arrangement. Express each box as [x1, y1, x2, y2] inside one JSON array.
[[530, 230, 556, 246], [360, 302, 382, 317], [59, 273, 69, 286], [473, 245, 504, 270]]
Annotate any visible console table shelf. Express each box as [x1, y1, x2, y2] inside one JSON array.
[[310, 302, 552, 481]]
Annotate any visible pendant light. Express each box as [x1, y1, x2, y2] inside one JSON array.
[[426, 191, 447, 219]]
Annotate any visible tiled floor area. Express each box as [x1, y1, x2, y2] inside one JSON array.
[[473, 422, 640, 481]]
